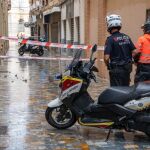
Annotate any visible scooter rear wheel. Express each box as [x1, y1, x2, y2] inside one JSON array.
[[45, 106, 76, 129], [145, 131, 150, 138], [37, 49, 44, 56]]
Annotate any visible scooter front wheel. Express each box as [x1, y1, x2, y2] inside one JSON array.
[[45, 105, 76, 129], [18, 47, 24, 56]]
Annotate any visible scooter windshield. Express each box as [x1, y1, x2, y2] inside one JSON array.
[[68, 49, 82, 70]]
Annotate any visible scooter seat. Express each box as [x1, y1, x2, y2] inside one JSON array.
[[135, 81, 150, 96], [98, 86, 134, 105], [98, 82, 150, 105]]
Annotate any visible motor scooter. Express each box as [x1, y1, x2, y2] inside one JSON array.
[[18, 37, 45, 56], [45, 44, 150, 140]]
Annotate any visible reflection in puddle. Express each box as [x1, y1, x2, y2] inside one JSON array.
[[7, 58, 30, 149]]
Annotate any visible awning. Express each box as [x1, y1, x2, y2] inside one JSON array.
[[43, 7, 61, 16]]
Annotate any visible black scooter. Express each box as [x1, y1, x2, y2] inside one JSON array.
[[45, 44, 150, 140], [18, 37, 45, 56]]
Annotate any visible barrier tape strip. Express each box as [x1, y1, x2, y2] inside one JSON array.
[[0, 36, 104, 50], [0, 55, 104, 62]]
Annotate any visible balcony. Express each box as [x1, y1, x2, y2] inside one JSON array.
[[40, 0, 65, 12], [30, 0, 67, 14], [30, 0, 44, 11], [30, 3, 36, 10]]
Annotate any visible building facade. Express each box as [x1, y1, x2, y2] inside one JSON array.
[[29, 0, 63, 41], [0, 0, 10, 55], [8, 0, 30, 37], [83, 0, 150, 79], [29, 0, 150, 78]]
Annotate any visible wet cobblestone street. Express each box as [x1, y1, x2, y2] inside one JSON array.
[[0, 43, 150, 150]]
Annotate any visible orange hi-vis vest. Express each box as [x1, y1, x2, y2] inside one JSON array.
[[136, 34, 150, 64]]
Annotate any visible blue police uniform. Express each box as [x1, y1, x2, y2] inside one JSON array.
[[104, 31, 136, 86]]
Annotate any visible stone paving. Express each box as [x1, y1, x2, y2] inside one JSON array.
[[0, 44, 150, 150]]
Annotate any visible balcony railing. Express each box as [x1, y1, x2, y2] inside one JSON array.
[[30, 0, 44, 11], [30, 0, 67, 12]]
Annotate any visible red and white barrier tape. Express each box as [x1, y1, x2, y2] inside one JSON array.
[[0, 36, 18, 41], [0, 36, 104, 50], [0, 55, 104, 62]]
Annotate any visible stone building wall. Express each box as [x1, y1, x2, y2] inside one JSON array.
[[84, 0, 150, 79], [0, 0, 9, 55]]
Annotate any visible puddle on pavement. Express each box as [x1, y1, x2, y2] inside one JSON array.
[[1, 47, 150, 149]]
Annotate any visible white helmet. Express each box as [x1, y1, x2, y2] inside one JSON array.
[[106, 14, 122, 31]]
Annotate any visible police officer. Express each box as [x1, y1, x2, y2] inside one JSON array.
[[134, 21, 150, 83], [104, 14, 136, 86]]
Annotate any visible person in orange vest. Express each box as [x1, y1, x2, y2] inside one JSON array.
[[134, 21, 150, 83]]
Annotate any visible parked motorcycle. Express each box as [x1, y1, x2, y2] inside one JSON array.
[[18, 37, 45, 56], [45, 44, 150, 140]]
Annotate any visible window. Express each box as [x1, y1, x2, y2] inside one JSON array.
[[64, 20, 66, 43], [45, 0, 48, 5], [76, 17, 80, 44], [146, 9, 150, 21], [42, 0, 44, 6], [70, 18, 74, 44]]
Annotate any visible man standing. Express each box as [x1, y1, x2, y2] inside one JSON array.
[[134, 21, 150, 83], [104, 14, 136, 86]]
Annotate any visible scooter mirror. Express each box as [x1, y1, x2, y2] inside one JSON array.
[[90, 44, 97, 61], [92, 44, 97, 53]]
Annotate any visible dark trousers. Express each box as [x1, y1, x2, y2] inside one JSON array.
[[134, 64, 150, 83], [109, 63, 132, 86]]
